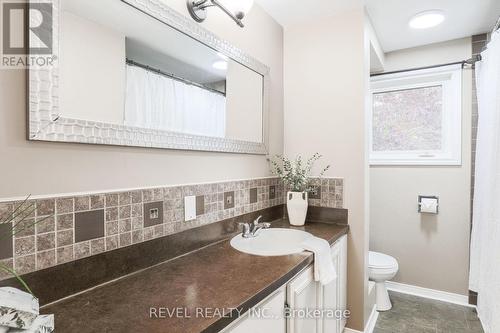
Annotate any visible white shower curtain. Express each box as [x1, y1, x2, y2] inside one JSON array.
[[124, 65, 226, 138], [469, 30, 500, 333]]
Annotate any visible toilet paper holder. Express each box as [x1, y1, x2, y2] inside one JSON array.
[[418, 195, 439, 214]]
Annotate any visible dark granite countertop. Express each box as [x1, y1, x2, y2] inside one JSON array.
[[41, 219, 348, 333]]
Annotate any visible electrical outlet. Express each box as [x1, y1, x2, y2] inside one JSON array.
[[309, 185, 321, 199], [149, 208, 159, 219], [143, 202, 163, 227], [224, 191, 235, 209]]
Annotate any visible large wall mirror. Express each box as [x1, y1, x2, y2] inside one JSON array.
[[28, 0, 269, 154]]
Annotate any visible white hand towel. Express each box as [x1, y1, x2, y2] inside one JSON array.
[[301, 236, 337, 285]]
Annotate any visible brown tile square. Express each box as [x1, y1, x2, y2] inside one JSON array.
[[196, 195, 205, 216], [119, 219, 131, 233], [36, 232, 55, 251], [36, 215, 55, 234], [105, 207, 119, 222], [0, 258, 13, 280], [56, 245, 74, 264], [14, 254, 35, 274], [57, 229, 74, 247], [224, 191, 235, 209], [249, 188, 258, 204], [131, 204, 142, 218], [75, 210, 104, 243], [74, 196, 90, 212], [119, 232, 132, 247], [13, 218, 35, 238], [105, 235, 119, 251], [105, 193, 119, 207], [0, 222, 13, 259], [56, 213, 74, 230], [14, 236, 35, 256], [105, 221, 119, 236], [56, 198, 74, 214], [90, 194, 105, 210], [118, 192, 131, 206], [36, 250, 56, 270], [143, 202, 163, 227], [132, 230, 143, 244], [36, 199, 55, 216], [119, 205, 131, 219], [131, 217, 143, 230], [74, 241, 91, 259], [130, 191, 142, 204], [90, 238, 105, 255]]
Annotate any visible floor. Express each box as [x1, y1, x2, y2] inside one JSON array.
[[374, 291, 484, 333]]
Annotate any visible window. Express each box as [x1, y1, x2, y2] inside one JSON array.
[[370, 65, 462, 165]]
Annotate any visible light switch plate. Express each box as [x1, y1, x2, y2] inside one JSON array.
[[184, 196, 196, 221]]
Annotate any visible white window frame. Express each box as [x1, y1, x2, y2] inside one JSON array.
[[370, 64, 462, 166]]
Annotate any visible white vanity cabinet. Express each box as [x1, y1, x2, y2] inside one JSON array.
[[224, 235, 348, 333]]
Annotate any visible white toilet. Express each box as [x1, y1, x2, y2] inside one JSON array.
[[368, 251, 399, 311]]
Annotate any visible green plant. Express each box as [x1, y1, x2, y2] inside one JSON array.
[[271, 153, 330, 192], [0, 196, 51, 296]]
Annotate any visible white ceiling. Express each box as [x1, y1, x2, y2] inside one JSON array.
[[255, 0, 500, 52]]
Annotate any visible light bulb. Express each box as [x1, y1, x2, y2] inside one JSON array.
[[217, 0, 254, 19]]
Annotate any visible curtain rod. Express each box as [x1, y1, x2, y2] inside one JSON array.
[[126, 59, 226, 96], [370, 55, 481, 77]]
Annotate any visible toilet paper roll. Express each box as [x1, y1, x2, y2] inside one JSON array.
[[420, 198, 438, 214]]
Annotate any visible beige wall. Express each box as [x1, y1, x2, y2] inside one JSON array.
[[60, 11, 126, 124], [0, 1, 283, 198], [284, 10, 369, 331], [370, 38, 473, 295]]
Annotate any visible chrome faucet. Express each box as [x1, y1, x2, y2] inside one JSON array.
[[239, 216, 271, 238]]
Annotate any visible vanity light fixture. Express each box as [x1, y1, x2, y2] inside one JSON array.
[[409, 10, 445, 29], [187, 0, 254, 28], [212, 60, 228, 70]]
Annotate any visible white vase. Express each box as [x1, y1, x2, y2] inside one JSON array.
[[287, 191, 308, 226]]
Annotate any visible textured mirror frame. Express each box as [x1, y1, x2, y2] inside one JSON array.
[[27, 0, 270, 155]]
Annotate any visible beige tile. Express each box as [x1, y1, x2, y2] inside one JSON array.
[[57, 229, 74, 247], [132, 230, 143, 244], [118, 192, 131, 206], [119, 205, 131, 219], [56, 213, 74, 230], [36, 199, 55, 216], [130, 191, 142, 204], [36, 215, 55, 234], [36, 250, 56, 270], [105, 221, 119, 236], [14, 236, 35, 256], [90, 238, 105, 255], [119, 219, 131, 233], [14, 254, 36, 274], [56, 198, 74, 214], [90, 194, 105, 210], [105, 207, 118, 222], [36, 232, 55, 251], [105, 235, 119, 251], [0, 258, 14, 280], [119, 232, 132, 247], [74, 196, 90, 212], [74, 242, 91, 259], [105, 193, 119, 207], [13, 218, 35, 238], [57, 245, 74, 264]]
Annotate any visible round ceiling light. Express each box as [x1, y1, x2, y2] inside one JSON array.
[[212, 61, 228, 70], [409, 10, 445, 29]]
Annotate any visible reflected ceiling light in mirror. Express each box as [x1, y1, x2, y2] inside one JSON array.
[[212, 61, 228, 70], [409, 10, 445, 29], [187, 0, 254, 27]]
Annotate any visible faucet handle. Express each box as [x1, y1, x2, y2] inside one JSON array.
[[239, 222, 251, 236], [253, 215, 263, 225]]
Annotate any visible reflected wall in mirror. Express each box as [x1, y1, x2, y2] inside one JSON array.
[[29, 0, 269, 154]]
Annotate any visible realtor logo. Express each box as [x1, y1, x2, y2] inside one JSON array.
[[1, 0, 56, 68]]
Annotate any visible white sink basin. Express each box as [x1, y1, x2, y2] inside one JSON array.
[[230, 228, 313, 256]]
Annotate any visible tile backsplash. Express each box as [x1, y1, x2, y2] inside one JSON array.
[[0, 177, 343, 280]]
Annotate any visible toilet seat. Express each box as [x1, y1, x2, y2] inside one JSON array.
[[369, 251, 398, 270]]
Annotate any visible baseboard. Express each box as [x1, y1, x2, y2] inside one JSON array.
[[344, 305, 379, 333], [386, 281, 473, 307]]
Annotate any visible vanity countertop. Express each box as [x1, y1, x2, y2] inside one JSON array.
[[41, 219, 348, 333]]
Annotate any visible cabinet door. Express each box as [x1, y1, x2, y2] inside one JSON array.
[[225, 287, 286, 333], [287, 266, 320, 333]]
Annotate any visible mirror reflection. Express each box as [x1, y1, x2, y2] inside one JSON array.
[[59, 0, 264, 143]]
